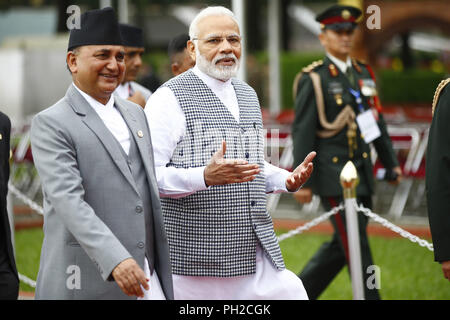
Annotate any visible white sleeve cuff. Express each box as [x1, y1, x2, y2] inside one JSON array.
[[189, 166, 209, 191], [265, 161, 291, 194], [274, 169, 291, 193]]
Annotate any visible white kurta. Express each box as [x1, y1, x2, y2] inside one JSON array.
[[144, 67, 308, 300], [145, 66, 291, 198], [73, 84, 165, 300]]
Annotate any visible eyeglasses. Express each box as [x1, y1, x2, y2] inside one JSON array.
[[192, 35, 242, 47]]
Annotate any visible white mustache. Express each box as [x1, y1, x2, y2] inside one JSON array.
[[213, 54, 237, 65]]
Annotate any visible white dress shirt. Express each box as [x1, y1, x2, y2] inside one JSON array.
[[73, 83, 165, 300], [327, 52, 352, 74], [144, 65, 291, 198], [114, 82, 132, 100], [73, 83, 131, 155]]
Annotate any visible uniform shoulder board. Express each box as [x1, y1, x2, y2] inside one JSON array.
[[432, 78, 450, 115], [292, 60, 323, 100], [352, 58, 367, 65], [302, 59, 324, 73], [352, 58, 367, 73]]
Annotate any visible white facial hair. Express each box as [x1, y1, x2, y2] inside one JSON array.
[[195, 45, 240, 81]]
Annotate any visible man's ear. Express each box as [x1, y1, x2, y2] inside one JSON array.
[[171, 63, 179, 76], [318, 31, 327, 47], [67, 51, 78, 74], [187, 40, 197, 63]]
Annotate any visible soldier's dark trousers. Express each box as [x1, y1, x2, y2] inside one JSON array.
[[0, 214, 19, 300], [298, 195, 380, 300]]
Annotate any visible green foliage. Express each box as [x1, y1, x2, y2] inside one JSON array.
[[142, 50, 171, 84], [279, 51, 324, 110], [251, 51, 325, 110], [376, 69, 447, 104]]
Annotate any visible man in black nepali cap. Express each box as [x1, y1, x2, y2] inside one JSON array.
[[30, 7, 173, 300], [291, 4, 401, 299], [114, 24, 152, 108]]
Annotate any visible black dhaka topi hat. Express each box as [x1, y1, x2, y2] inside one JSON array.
[[67, 7, 123, 51], [119, 24, 144, 48]]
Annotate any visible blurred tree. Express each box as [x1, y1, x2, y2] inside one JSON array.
[[56, 0, 70, 32], [400, 32, 415, 70], [246, 0, 264, 51], [281, 0, 291, 51]]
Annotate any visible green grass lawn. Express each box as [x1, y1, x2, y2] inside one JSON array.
[[15, 228, 44, 292], [278, 230, 450, 300], [14, 227, 450, 299]]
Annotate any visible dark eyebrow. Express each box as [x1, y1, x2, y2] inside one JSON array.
[[126, 50, 141, 55], [95, 49, 111, 54], [94, 49, 125, 56]]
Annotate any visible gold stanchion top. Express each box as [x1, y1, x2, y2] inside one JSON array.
[[340, 161, 359, 199]]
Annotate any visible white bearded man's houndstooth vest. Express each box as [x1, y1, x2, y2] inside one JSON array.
[[160, 70, 285, 277], [161, 71, 285, 277]]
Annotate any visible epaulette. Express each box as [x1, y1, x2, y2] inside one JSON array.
[[302, 59, 323, 73], [351, 58, 363, 73], [292, 60, 323, 100], [432, 78, 450, 115], [352, 57, 367, 65]]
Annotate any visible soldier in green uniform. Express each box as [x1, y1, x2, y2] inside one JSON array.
[[426, 78, 450, 282], [291, 4, 402, 299]]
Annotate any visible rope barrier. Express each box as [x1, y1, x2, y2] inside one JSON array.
[[8, 183, 42, 288], [277, 201, 434, 252], [8, 183, 44, 215], [277, 204, 344, 242], [357, 204, 434, 251], [18, 273, 37, 288]]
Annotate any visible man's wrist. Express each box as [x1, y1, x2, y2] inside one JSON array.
[[191, 166, 209, 191], [282, 171, 295, 192], [286, 181, 302, 193]]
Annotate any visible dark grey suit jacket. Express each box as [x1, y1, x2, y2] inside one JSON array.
[[0, 111, 19, 299], [30, 84, 173, 299]]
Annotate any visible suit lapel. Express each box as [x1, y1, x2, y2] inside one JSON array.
[[65, 85, 139, 195]]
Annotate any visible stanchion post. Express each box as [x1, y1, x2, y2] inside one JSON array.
[[340, 161, 365, 300]]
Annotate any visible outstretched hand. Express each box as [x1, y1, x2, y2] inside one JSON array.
[[286, 151, 316, 192], [204, 141, 261, 187]]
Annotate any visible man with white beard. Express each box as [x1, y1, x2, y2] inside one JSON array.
[[144, 6, 315, 300]]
